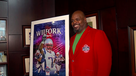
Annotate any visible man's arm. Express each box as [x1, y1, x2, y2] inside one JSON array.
[[94, 30, 112, 76]]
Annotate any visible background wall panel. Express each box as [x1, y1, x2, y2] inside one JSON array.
[[0, 1, 7, 17]]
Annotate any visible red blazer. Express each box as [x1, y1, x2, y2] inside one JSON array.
[[69, 26, 112, 76]]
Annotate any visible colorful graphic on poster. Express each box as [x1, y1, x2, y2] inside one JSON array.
[[33, 20, 65, 76]]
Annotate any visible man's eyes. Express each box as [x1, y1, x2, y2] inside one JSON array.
[[76, 19, 80, 21], [71, 19, 80, 22], [71, 20, 74, 22]]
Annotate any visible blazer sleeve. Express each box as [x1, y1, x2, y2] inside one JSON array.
[[94, 30, 112, 76]]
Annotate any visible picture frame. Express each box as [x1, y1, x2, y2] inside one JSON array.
[[86, 13, 99, 29], [0, 51, 7, 63], [0, 18, 7, 42], [128, 25, 136, 76], [0, 65, 7, 76], [22, 25, 31, 48], [29, 15, 69, 76], [23, 56, 30, 76]]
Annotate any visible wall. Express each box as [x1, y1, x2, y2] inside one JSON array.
[[0, 0, 55, 76]]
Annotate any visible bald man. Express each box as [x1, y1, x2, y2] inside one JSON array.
[[69, 10, 112, 76]]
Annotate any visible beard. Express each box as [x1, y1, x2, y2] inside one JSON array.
[[72, 24, 81, 33], [73, 28, 80, 33], [73, 26, 81, 33]]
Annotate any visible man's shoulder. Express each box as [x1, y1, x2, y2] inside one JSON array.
[[88, 26, 104, 34], [70, 26, 104, 40], [88, 26, 100, 32]]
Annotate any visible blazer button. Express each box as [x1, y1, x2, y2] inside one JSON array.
[[72, 60, 74, 62]]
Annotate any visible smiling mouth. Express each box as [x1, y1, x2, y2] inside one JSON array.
[[73, 25, 79, 28]]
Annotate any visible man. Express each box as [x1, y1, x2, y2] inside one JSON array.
[[69, 10, 112, 76], [35, 41, 46, 73], [44, 38, 55, 75], [54, 52, 65, 75]]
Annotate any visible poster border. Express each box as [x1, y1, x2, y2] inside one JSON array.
[[29, 15, 69, 76], [128, 25, 136, 76]]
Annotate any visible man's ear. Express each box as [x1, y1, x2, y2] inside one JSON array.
[[84, 17, 87, 23], [84, 17, 86, 21]]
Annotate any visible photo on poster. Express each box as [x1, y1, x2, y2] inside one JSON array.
[[29, 15, 69, 76]]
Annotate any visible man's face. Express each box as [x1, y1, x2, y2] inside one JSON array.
[[45, 44, 53, 53], [71, 12, 86, 33], [56, 54, 60, 57]]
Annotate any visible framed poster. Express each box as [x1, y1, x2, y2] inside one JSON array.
[[29, 15, 69, 76], [22, 25, 31, 47], [128, 25, 136, 76], [86, 13, 99, 29]]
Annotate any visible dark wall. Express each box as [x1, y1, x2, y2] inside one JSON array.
[[55, 0, 135, 76], [0, 0, 55, 76]]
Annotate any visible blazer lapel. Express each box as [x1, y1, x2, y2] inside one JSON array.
[[70, 34, 76, 56], [74, 26, 90, 56]]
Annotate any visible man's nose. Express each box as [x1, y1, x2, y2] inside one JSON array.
[[73, 20, 77, 24], [72, 20, 77, 24]]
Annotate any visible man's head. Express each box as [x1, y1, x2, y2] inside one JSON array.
[[44, 38, 53, 53], [56, 52, 60, 57], [71, 10, 87, 33], [42, 34, 46, 41]]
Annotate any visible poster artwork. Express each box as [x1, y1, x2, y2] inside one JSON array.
[[33, 20, 66, 76]]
